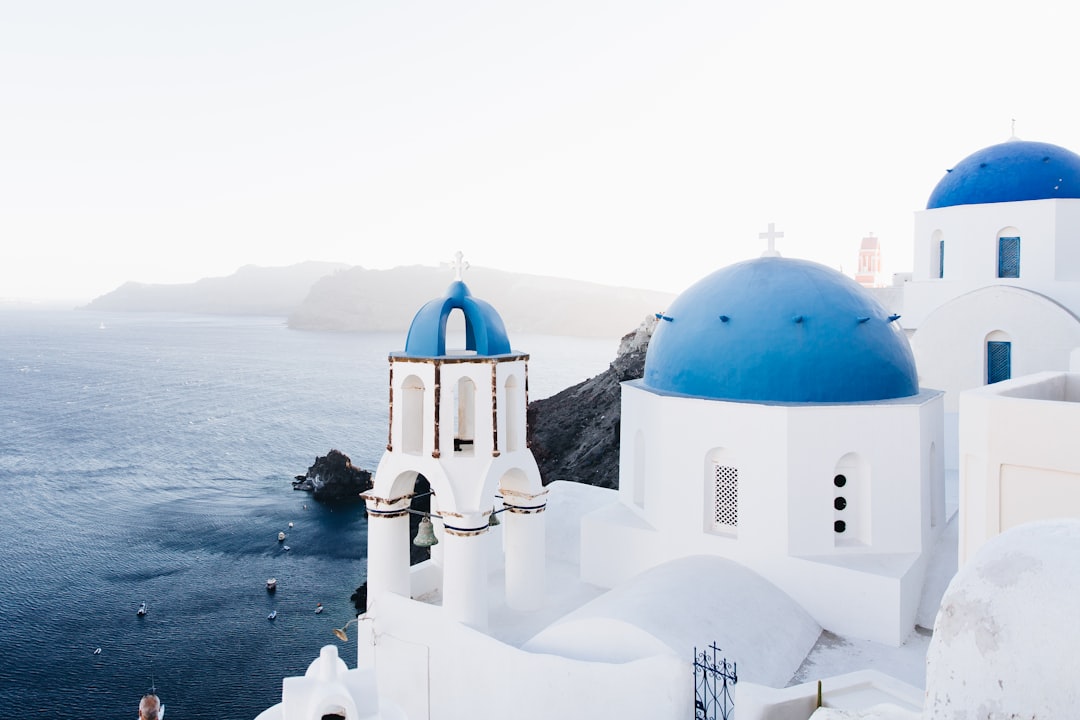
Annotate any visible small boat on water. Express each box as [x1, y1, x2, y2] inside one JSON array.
[[268, 610, 277, 620], [137, 602, 147, 617], [288, 522, 294, 528], [315, 603, 323, 614], [266, 578, 277, 592], [283, 545, 291, 551], [278, 531, 286, 542]]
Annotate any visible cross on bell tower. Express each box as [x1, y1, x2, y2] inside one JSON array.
[[759, 223, 783, 258], [449, 250, 470, 281]]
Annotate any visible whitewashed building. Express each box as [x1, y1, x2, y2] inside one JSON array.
[[583, 254, 945, 646], [904, 138, 1080, 413]]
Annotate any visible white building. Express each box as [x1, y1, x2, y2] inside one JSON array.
[[583, 255, 944, 646], [957, 364, 1080, 565], [904, 138, 1080, 413], [258, 136, 1080, 719]]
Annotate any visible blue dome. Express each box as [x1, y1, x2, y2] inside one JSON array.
[[927, 140, 1080, 209], [403, 280, 512, 357], [643, 257, 919, 403]]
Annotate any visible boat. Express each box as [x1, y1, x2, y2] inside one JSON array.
[[288, 522, 294, 528], [268, 610, 277, 620], [266, 578, 277, 593], [315, 603, 323, 614], [278, 531, 286, 542], [283, 545, 291, 551], [137, 602, 147, 617]]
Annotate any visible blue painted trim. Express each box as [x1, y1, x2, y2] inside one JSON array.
[[998, 237, 1020, 278], [987, 341, 1011, 384]]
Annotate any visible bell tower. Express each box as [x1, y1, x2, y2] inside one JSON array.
[[362, 253, 547, 631]]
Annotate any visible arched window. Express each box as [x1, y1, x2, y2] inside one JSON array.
[[402, 375, 425, 455], [704, 448, 738, 536], [997, 227, 1021, 278], [931, 229, 945, 279], [453, 376, 476, 453], [986, 330, 1012, 384]]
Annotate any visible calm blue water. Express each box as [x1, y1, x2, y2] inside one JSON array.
[[0, 310, 615, 720]]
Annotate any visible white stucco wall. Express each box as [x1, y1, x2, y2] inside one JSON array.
[[356, 592, 691, 720], [585, 383, 944, 645], [906, 198, 1080, 328], [925, 519, 1080, 718], [957, 371, 1080, 565], [909, 286, 1080, 413]]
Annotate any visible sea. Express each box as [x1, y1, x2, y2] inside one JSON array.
[[0, 309, 616, 720]]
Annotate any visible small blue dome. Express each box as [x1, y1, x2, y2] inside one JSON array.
[[927, 140, 1080, 209], [644, 257, 919, 403], [403, 280, 512, 357]]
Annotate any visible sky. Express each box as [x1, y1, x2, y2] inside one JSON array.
[[3, 0, 1080, 303]]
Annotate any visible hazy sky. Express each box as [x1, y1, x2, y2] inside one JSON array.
[[4, 1, 1080, 302]]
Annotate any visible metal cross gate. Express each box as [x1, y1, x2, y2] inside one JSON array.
[[694, 643, 737, 720]]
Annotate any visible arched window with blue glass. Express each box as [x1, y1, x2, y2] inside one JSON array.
[[997, 227, 1021, 279], [986, 330, 1012, 384]]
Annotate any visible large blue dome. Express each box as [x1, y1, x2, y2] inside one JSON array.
[[403, 280, 512, 357], [927, 140, 1080, 209], [643, 257, 919, 403]]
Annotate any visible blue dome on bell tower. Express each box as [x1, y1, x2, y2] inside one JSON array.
[[403, 280, 512, 358]]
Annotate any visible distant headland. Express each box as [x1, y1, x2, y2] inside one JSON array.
[[82, 262, 676, 339]]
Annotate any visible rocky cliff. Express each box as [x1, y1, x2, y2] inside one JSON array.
[[525, 315, 655, 490]]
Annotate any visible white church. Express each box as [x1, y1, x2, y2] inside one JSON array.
[[256, 135, 1080, 720]]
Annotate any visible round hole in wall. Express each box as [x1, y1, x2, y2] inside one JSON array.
[[834, 520, 847, 533], [834, 497, 847, 511], [833, 474, 847, 488]]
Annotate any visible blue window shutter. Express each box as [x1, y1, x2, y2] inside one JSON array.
[[939, 240, 945, 278], [987, 341, 1011, 384], [998, 237, 1020, 278]]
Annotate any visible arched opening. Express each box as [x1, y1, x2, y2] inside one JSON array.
[[986, 329, 1012, 384], [445, 308, 468, 354], [504, 374, 521, 452], [833, 452, 870, 547], [931, 229, 945, 279], [453, 377, 476, 454], [402, 375, 425, 455], [997, 226, 1021, 279], [704, 447, 738, 536]]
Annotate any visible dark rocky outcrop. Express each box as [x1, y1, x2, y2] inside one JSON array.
[[526, 315, 655, 490], [293, 449, 372, 503]]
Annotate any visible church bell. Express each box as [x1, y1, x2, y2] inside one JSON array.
[[413, 515, 438, 547]]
